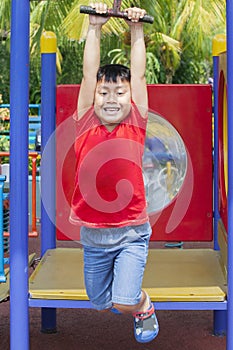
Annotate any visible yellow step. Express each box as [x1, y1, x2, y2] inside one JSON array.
[[29, 248, 226, 302]]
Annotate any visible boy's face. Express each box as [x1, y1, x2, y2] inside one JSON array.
[[94, 77, 131, 130]]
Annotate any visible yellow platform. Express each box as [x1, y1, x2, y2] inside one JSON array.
[[0, 253, 36, 303], [0, 268, 10, 302], [29, 248, 227, 302]]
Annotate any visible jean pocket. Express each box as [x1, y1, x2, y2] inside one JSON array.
[[134, 223, 152, 243]]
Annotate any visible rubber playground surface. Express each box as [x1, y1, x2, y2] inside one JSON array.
[[0, 238, 227, 350]]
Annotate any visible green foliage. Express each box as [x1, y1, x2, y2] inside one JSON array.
[[0, 136, 9, 167], [108, 48, 160, 84], [173, 53, 211, 85], [0, 95, 41, 172], [0, 40, 10, 102], [145, 52, 160, 84], [0, 0, 11, 33], [0, 136, 9, 152], [0, 97, 10, 164], [0, 0, 227, 105], [56, 39, 84, 85], [30, 55, 41, 104], [108, 48, 129, 66]]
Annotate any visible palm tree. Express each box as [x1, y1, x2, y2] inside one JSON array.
[[60, 0, 225, 82], [0, 0, 226, 87], [0, 0, 11, 37], [150, 0, 226, 82]]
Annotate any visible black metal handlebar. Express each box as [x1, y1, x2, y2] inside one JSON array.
[[80, 6, 154, 24]]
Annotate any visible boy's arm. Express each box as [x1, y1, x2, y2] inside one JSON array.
[[77, 4, 108, 119], [127, 9, 148, 117]]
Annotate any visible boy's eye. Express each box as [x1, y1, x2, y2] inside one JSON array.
[[99, 92, 107, 96], [117, 91, 124, 96]]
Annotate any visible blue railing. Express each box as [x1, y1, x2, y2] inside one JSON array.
[[0, 103, 40, 115], [0, 104, 41, 150]]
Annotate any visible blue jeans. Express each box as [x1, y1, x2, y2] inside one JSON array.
[[82, 223, 152, 310]]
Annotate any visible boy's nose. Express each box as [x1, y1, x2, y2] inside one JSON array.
[[108, 92, 117, 102]]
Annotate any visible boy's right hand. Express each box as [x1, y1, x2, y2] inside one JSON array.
[[89, 2, 109, 25]]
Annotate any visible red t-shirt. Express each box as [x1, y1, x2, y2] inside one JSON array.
[[69, 102, 148, 228]]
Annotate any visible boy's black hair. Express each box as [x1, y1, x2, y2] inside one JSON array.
[[97, 64, 131, 83]]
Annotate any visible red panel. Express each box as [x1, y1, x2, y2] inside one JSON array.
[[218, 73, 228, 230], [147, 85, 213, 241], [56, 85, 80, 241], [56, 84, 213, 241]]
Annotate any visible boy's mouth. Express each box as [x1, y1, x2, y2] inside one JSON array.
[[103, 107, 120, 113]]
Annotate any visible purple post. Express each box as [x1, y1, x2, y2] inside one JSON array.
[[40, 31, 57, 333], [9, 0, 30, 349], [212, 34, 227, 336]]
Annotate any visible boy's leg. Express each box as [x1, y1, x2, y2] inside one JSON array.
[[111, 224, 159, 343], [112, 242, 148, 312], [111, 224, 151, 310], [83, 245, 115, 311]]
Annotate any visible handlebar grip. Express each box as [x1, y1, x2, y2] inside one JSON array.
[[80, 6, 108, 16], [138, 14, 154, 24], [80, 6, 154, 24]]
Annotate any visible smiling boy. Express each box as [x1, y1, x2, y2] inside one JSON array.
[[70, 2, 159, 343]]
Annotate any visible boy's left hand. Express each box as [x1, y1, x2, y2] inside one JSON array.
[[125, 7, 146, 24]]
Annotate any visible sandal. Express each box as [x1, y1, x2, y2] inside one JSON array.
[[133, 302, 159, 343]]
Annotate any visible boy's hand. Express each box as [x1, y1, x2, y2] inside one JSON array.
[[89, 2, 109, 25], [125, 7, 146, 25]]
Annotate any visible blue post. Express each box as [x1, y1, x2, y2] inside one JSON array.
[[212, 34, 227, 251], [0, 175, 6, 283], [212, 35, 227, 336], [227, 1, 233, 349], [40, 31, 57, 333], [9, 0, 30, 349], [214, 310, 227, 337]]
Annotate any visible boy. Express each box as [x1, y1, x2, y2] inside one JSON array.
[[70, 2, 159, 343]]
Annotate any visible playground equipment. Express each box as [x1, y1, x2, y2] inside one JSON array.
[[80, 0, 154, 23], [8, 2, 233, 350], [0, 152, 40, 238], [0, 150, 40, 303], [56, 84, 212, 242], [0, 170, 36, 301]]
